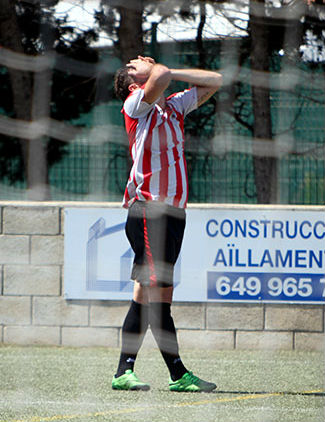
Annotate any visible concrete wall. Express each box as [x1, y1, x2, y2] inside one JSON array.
[[0, 201, 324, 351]]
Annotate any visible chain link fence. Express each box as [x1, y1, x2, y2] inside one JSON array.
[[1, 39, 324, 204]]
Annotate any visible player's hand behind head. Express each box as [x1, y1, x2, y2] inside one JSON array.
[[126, 56, 155, 83], [137, 55, 156, 64]]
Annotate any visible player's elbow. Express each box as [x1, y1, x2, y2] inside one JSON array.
[[143, 65, 172, 104]]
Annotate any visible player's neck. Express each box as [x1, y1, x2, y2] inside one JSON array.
[[157, 96, 166, 109]]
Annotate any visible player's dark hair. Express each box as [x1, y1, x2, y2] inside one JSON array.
[[114, 67, 134, 102]]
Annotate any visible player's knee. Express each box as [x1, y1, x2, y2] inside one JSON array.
[[133, 281, 149, 304], [148, 285, 173, 303]]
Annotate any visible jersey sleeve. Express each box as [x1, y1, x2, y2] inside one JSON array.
[[123, 88, 159, 118], [167, 87, 198, 117]]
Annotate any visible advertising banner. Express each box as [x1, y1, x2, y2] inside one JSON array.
[[64, 207, 325, 303]]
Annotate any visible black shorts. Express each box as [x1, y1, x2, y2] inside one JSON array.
[[125, 200, 186, 287]]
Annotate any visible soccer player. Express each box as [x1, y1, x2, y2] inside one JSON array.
[[112, 56, 222, 392]]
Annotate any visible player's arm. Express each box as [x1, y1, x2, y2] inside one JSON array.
[[170, 68, 222, 107], [143, 64, 171, 104]]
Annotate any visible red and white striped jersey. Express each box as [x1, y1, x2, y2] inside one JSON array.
[[122, 86, 198, 209]]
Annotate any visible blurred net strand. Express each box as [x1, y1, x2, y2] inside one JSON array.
[[211, 134, 325, 159], [0, 46, 324, 157], [0, 46, 321, 91], [0, 47, 107, 77], [1, 112, 323, 159], [0, 114, 125, 144]]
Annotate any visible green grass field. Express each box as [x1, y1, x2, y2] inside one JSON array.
[[0, 346, 324, 422]]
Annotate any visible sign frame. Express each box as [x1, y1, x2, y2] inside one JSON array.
[[64, 206, 325, 304]]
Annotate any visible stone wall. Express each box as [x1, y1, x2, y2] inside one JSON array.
[[0, 202, 324, 351]]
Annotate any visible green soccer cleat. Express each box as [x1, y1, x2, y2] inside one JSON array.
[[112, 370, 150, 391], [169, 371, 217, 392]]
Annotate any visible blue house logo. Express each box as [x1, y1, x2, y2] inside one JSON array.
[[86, 218, 181, 292], [86, 218, 134, 292]]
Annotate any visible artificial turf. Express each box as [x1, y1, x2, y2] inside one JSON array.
[[0, 346, 324, 422]]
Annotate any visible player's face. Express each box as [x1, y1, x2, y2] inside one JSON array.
[[126, 57, 153, 84]]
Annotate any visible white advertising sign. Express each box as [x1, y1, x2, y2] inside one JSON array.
[[64, 207, 325, 303]]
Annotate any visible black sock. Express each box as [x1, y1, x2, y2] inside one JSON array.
[[115, 300, 149, 377], [149, 302, 187, 381]]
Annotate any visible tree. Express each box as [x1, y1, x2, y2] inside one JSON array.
[[204, 0, 323, 203], [2, 0, 322, 202], [249, 0, 276, 203], [95, 0, 145, 63], [0, 0, 100, 199], [0, 0, 37, 197], [93, 0, 277, 202], [248, 0, 323, 203]]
